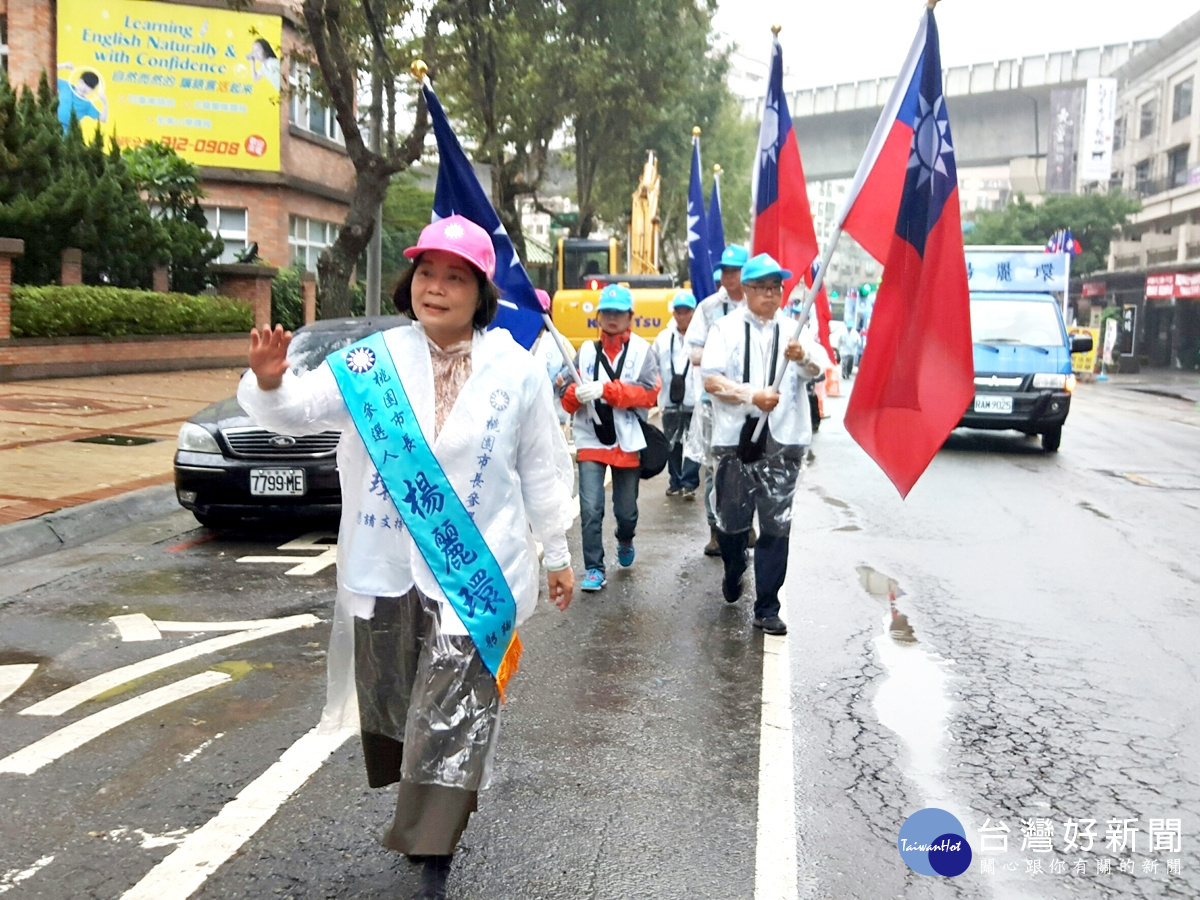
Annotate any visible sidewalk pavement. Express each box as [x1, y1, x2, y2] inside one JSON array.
[[1096, 368, 1200, 405], [0, 368, 243, 527]]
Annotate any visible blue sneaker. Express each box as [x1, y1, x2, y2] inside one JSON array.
[[581, 568, 606, 591], [617, 541, 635, 567]]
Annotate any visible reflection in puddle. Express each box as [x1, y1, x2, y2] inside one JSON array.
[[858, 566, 954, 808]]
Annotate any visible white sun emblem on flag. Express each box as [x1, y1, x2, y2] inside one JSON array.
[[908, 94, 953, 187], [443, 222, 465, 240], [346, 346, 376, 374]]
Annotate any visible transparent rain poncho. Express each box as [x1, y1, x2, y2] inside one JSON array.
[[240, 324, 575, 789]]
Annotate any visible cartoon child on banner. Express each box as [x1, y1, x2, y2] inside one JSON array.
[[247, 38, 281, 93], [56, 63, 108, 133]]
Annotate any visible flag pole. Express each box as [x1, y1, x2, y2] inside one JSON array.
[[542, 314, 601, 423]]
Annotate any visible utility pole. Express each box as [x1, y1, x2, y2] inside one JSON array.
[[365, 63, 384, 316]]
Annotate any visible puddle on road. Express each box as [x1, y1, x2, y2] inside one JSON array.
[[858, 566, 956, 808]]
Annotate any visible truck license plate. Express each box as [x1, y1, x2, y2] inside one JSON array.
[[250, 468, 306, 496], [974, 395, 1013, 414]]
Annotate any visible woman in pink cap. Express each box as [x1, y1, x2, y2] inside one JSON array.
[[239, 215, 575, 900]]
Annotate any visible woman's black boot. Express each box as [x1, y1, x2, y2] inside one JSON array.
[[411, 854, 452, 900]]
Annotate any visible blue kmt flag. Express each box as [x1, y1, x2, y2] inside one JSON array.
[[422, 84, 543, 349], [707, 173, 725, 287], [687, 136, 714, 300]]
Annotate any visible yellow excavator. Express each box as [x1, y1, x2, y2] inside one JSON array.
[[551, 151, 676, 349]]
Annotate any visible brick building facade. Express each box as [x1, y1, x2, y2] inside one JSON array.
[[0, 0, 354, 274]]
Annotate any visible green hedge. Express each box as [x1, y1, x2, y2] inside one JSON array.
[[10, 285, 253, 338]]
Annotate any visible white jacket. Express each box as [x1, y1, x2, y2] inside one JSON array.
[[700, 306, 828, 448], [571, 334, 657, 453], [238, 324, 575, 631], [653, 321, 698, 409]]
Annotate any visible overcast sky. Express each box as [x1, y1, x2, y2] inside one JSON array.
[[714, 2, 1200, 90]]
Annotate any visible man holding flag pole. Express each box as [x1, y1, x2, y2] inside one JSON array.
[[702, 25, 829, 635], [750, 0, 974, 501]]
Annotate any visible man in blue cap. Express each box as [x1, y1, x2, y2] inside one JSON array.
[[701, 253, 829, 636], [653, 290, 701, 499], [686, 243, 749, 556], [562, 284, 660, 592]]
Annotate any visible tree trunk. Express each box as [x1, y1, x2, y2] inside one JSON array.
[[317, 159, 391, 318]]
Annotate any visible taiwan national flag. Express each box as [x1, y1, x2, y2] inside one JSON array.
[[751, 34, 833, 360], [842, 9, 974, 498], [422, 83, 543, 350], [687, 135, 715, 300]]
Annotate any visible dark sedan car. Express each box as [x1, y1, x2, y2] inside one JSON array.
[[174, 315, 408, 528]]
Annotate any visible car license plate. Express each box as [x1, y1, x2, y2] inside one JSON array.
[[974, 395, 1013, 414], [250, 468, 306, 496]]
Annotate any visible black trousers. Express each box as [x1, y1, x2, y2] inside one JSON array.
[[716, 528, 789, 620]]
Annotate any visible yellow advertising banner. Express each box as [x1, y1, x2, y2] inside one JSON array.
[[1069, 327, 1099, 375], [56, 0, 283, 171]]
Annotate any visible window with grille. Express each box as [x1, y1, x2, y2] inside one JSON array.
[[288, 63, 343, 143], [289, 215, 339, 272], [1174, 77, 1193, 122], [203, 207, 249, 263], [1140, 99, 1157, 138]]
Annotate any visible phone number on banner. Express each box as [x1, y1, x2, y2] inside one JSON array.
[[157, 136, 269, 158]]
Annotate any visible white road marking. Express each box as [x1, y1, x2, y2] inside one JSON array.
[[0, 671, 231, 775], [19, 615, 318, 717], [157, 619, 312, 632], [235, 550, 337, 575], [754, 631, 798, 900], [119, 726, 352, 900], [0, 664, 37, 706], [178, 733, 224, 764], [237, 532, 339, 576], [110, 614, 163, 642], [0, 855, 55, 894]]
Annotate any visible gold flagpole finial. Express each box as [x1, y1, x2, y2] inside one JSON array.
[[713, 164, 722, 175], [692, 126, 702, 137], [926, 0, 940, 9], [771, 24, 782, 36], [411, 59, 428, 82]]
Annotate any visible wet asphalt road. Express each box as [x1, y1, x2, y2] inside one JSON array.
[[1, 378, 1198, 899]]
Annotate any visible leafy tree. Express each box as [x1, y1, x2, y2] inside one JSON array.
[[965, 192, 1141, 277], [286, 0, 443, 317], [434, 0, 566, 261], [379, 171, 434, 284], [0, 71, 160, 287], [125, 141, 224, 293]]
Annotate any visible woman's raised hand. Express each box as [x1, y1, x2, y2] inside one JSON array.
[[248, 324, 292, 391]]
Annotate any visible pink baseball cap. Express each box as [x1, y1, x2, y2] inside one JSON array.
[[403, 215, 496, 279], [535, 288, 552, 312]]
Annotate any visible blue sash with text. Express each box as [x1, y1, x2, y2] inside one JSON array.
[[327, 332, 522, 697]]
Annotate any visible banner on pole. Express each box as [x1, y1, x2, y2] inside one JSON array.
[[1079, 77, 1118, 183]]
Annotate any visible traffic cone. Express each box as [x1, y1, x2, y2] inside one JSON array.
[[825, 365, 841, 398]]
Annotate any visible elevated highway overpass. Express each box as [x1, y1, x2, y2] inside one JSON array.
[[751, 42, 1152, 181]]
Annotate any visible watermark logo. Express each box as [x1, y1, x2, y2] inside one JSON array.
[[898, 808, 973, 877]]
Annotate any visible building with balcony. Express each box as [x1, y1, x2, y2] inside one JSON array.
[[1107, 10, 1200, 369], [1, 0, 354, 276]]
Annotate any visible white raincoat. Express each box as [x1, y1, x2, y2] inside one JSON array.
[[238, 323, 575, 732]]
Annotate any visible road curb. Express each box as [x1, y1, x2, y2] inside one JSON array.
[[0, 484, 180, 568]]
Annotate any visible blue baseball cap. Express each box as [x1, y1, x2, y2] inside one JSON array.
[[740, 252, 792, 283], [717, 244, 749, 269], [597, 283, 634, 313], [671, 290, 697, 310]]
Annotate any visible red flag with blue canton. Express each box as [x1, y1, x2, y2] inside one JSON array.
[[843, 9, 974, 498], [751, 34, 833, 360], [422, 83, 543, 350]]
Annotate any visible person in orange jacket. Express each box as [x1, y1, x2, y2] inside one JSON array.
[[562, 284, 659, 591]]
